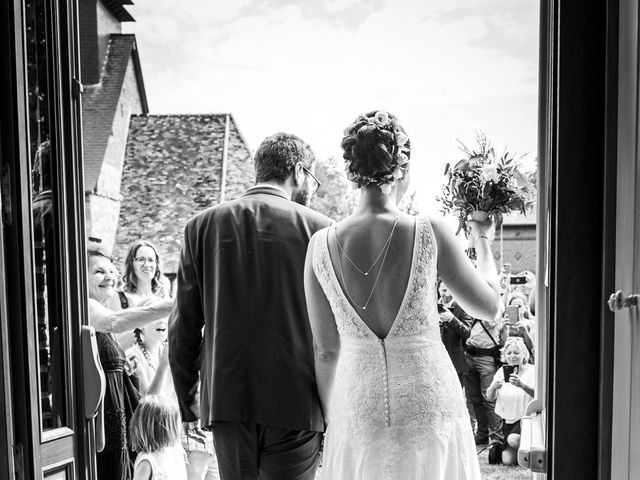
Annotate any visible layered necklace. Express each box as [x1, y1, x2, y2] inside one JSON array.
[[134, 330, 157, 370], [335, 217, 399, 310]]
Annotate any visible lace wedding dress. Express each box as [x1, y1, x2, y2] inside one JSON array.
[[313, 216, 481, 480]]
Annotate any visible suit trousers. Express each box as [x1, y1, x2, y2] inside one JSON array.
[[211, 421, 322, 480], [463, 353, 503, 444]]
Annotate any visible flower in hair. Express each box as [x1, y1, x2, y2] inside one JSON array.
[[342, 110, 410, 194], [371, 111, 389, 127], [395, 132, 409, 147]]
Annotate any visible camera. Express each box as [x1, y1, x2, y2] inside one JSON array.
[[510, 276, 527, 285]]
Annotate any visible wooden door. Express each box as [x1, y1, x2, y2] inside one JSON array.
[[610, 0, 640, 477], [0, 0, 94, 478]]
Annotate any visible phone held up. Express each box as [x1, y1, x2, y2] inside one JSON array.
[[504, 305, 520, 325], [503, 364, 518, 381]]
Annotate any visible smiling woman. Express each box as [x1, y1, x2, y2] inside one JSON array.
[[86, 246, 174, 480], [105, 240, 173, 396]]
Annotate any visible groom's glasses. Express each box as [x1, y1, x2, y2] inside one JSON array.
[[302, 166, 321, 195]]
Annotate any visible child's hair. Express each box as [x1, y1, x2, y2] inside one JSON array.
[[129, 395, 181, 453], [502, 336, 531, 365]]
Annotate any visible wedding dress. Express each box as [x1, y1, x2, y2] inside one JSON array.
[[313, 216, 481, 480]]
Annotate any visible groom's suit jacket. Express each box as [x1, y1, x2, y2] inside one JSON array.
[[169, 186, 332, 432]]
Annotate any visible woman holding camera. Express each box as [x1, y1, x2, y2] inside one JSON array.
[[486, 336, 536, 465]]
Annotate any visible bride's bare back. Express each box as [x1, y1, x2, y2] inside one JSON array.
[[326, 212, 417, 339]]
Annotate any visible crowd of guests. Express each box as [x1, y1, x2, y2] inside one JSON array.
[[85, 240, 536, 477], [438, 267, 537, 466], [86, 245, 536, 477], [86, 241, 217, 480]]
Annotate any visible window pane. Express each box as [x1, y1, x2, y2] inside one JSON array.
[[26, 0, 66, 431]]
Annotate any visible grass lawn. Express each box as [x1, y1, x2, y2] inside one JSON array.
[[477, 445, 532, 480]]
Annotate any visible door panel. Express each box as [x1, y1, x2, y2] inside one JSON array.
[[611, 0, 640, 478]]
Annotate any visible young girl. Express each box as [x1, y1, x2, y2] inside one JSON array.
[[487, 337, 536, 465], [129, 395, 187, 480]]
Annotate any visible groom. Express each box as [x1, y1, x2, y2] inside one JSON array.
[[169, 133, 332, 480]]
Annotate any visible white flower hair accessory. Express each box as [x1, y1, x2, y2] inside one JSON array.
[[341, 110, 411, 194]]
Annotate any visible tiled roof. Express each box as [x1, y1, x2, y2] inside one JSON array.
[[82, 34, 148, 192], [114, 114, 254, 273], [101, 0, 135, 22], [502, 209, 537, 226]]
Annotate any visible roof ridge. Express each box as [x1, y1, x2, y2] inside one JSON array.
[[139, 113, 232, 117]]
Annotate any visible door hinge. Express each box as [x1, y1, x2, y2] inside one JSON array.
[[1, 164, 12, 226], [14, 443, 24, 480], [72, 78, 84, 99]]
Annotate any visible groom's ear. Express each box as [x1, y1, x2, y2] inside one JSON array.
[[293, 162, 305, 186]]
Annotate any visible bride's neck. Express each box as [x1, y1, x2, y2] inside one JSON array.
[[356, 185, 400, 215]]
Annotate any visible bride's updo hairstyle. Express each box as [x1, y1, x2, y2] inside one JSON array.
[[341, 110, 411, 194]]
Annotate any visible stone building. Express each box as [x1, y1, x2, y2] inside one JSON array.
[[80, 0, 148, 253], [493, 210, 537, 276], [115, 114, 254, 278]]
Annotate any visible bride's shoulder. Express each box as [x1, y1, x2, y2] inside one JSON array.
[[421, 214, 456, 241], [308, 226, 331, 254]]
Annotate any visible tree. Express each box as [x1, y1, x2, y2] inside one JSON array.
[[399, 190, 420, 216], [311, 157, 358, 221]]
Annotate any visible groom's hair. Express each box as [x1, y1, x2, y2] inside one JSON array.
[[254, 133, 315, 183]]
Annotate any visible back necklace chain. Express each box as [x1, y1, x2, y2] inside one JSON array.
[[335, 217, 399, 310], [335, 217, 399, 276]]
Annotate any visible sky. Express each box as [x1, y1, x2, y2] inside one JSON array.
[[123, 0, 539, 212]]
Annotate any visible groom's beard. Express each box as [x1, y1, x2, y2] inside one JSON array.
[[293, 186, 311, 207]]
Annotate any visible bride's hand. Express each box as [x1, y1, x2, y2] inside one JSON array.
[[468, 218, 495, 243]]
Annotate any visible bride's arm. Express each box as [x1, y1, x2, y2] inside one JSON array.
[[304, 233, 340, 424], [429, 216, 500, 322]]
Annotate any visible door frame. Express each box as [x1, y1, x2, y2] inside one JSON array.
[[0, 0, 93, 477], [541, 0, 619, 478]]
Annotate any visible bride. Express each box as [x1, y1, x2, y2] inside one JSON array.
[[304, 111, 500, 479]]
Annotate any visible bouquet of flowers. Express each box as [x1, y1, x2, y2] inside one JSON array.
[[437, 132, 536, 235]]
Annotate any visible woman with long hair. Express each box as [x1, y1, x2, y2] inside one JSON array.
[[107, 240, 172, 396]]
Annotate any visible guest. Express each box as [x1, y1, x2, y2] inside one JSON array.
[[109, 241, 172, 396], [437, 280, 472, 385], [86, 246, 173, 480], [129, 395, 187, 480], [500, 293, 535, 361], [463, 234, 504, 448], [486, 337, 535, 465], [125, 323, 170, 396], [107, 240, 168, 349]]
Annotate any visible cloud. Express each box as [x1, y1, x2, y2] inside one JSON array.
[[426, 0, 538, 62], [125, 0, 539, 213], [236, 0, 386, 29]]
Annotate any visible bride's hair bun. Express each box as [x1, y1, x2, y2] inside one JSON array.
[[341, 111, 411, 190]]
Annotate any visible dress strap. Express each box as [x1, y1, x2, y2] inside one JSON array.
[[118, 291, 129, 309]]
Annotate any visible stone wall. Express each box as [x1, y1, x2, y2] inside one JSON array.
[[96, 0, 121, 72], [85, 57, 143, 253], [114, 114, 253, 273], [491, 224, 537, 275]]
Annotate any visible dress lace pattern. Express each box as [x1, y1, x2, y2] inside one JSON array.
[[313, 216, 481, 479]]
